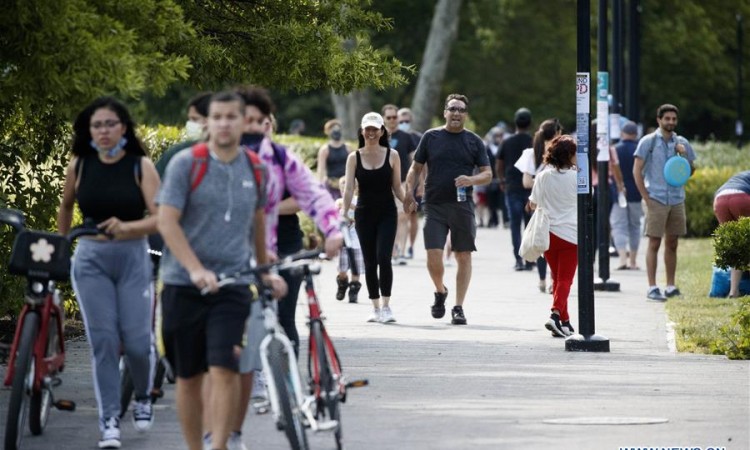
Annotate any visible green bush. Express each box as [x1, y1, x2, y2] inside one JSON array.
[[713, 217, 750, 272], [718, 297, 750, 360]]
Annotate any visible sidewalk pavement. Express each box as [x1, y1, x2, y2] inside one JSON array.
[[1, 224, 748, 450]]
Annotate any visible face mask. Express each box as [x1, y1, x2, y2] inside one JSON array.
[[240, 133, 264, 149], [90, 137, 127, 158], [398, 122, 411, 132], [184, 120, 204, 140], [330, 130, 342, 141]]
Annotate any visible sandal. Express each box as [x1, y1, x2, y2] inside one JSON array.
[[616, 264, 629, 270]]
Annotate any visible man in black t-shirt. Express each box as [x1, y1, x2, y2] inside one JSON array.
[[404, 94, 491, 326], [496, 108, 534, 271], [383, 104, 418, 264]]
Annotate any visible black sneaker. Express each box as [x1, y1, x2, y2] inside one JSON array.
[[431, 287, 448, 319], [348, 281, 361, 303], [514, 261, 525, 271], [561, 321, 575, 336], [545, 313, 566, 337], [451, 305, 467, 325], [665, 287, 681, 298], [335, 277, 348, 301]]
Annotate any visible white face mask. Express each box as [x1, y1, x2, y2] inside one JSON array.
[[184, 120, 204, 140], [398, 122, 411, 132]]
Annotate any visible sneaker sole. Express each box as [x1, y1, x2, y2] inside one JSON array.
[[545, 321, 566, 337], [99, 439, 121, 449], [451, 319, 467, 325]]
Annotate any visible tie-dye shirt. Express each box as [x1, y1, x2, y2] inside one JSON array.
[[256, 137, 341, 252]]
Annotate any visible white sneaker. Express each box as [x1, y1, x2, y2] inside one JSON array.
[[367, 308, 381, 322], [380, 306, 396, 323], [99, 417, 121, 449], [132, 398, 154, 432], [227, 431, 248, 450], [202, 432, 212, 450], [251, 370, 267, 400]]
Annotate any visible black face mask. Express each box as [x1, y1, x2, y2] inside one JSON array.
[[331, 130, 342, 141], [240, 133, 264, 149]]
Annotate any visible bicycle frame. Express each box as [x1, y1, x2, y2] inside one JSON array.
[[3, 280, 66, 394]]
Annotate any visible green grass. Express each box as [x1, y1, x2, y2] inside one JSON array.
[[667, 238, 742, 355]]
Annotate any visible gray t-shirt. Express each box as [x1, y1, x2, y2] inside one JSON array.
[[414, 128, 490, 204], [156, 148, 266, 286]]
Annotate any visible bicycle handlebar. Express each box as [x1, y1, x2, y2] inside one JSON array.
[[201, 249, 324, 295]]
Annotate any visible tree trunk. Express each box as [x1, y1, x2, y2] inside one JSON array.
[[411, 0, 463, 133], [330, 89, 371, 141]]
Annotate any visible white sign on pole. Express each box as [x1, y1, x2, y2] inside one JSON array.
[[576, 72, 590, 194]]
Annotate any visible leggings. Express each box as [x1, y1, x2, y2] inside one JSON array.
[[355, 207, 397, 299]]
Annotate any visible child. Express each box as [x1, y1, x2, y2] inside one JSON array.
[[335, 178, 364, 303]]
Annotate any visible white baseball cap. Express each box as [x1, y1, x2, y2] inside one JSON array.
[[360, 112, 384, 129]]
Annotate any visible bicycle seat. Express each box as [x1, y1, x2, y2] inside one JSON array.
[[0, 208, 25, 231]]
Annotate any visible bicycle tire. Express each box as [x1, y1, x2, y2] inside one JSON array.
[[267, 339, 309, 450], [312, 321, 342, 449], [5, 313, 39, 450], [29, 312, 58, 435], [119, 361, 134, 418]]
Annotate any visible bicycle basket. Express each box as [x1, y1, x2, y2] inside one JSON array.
[[8, 230, 72, 281]]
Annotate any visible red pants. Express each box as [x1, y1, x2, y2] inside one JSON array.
[[544, 233, 578, 322]]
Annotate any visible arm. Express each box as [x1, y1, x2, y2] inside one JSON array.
[[278, 197, 300, 215], [390, 150, 405, 203], [455, 166, 492, 187], [99, 158, 161, 239], [496, 159, 506, 191], [632, 157, 650, 202], [57, 159, 77, 235], [403, 161, 424, 212], [342, 152, 357, 219], [522, 173, 534, 189], [316, 144, 328, 181], [158, 204, 217, 291]]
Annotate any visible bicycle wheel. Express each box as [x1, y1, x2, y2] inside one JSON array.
[[119, 360, 134, 418], [312, 321, 342, 450], [267, 339, 309, 450], [29, 312, 58, 435], [5, 313, 39, 450]]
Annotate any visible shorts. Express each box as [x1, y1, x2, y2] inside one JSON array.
[[475, 192, 488, 206], [713, 192, 750, 223], [423, 201, 477, 252], [644, 199, 686, 238], [161, 284, 252, 378], [239, 299, 272, 373]]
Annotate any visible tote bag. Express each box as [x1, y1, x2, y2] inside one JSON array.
[[519, 207, 550, 262]]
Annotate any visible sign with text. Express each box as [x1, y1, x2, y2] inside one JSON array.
[[576, 72, 590, 194]]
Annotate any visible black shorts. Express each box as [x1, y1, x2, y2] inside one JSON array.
[[423, 201, 477, 252], [161, 284, 252, 379]]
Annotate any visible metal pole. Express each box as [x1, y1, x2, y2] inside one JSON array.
[[738, 13, 744, 149], [568, 0, 610, 352]]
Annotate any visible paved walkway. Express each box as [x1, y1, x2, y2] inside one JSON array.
[[1, 224, 748, 450]]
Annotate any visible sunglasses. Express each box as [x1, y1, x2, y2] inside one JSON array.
[[385, 115, 397, 120], [445, 107, 467, 114]]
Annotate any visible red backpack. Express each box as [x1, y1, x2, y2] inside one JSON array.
[[188, 143, 265, 201]]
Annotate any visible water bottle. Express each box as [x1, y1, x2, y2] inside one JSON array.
[[617, 191, 627, 208], [456, 186, 467, 202]]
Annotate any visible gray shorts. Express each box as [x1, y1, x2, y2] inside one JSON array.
[[423, 201, 477, 252], [239, 299, 273, 374]]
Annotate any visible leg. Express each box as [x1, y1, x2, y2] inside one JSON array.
[[229, 371, 252, 441], [730, 269, 743, 297], [277, 270, 303, 355], [646, 237, 661, 286], [552, 236, 578, 322], [664, 234, 679, 286], [610, 203, 629, 267], [426, 249, 446, 293], [628, 202, 644, 268], [176, 374, 205, 450], [506, 192, 526, 265], [376, 212, 398, 306], [394, 211, 409, 258], [409, 211, 419, 250], [454, 251, 472, 306], [208, 366, 240, 450], [355, 212, 381, 305]]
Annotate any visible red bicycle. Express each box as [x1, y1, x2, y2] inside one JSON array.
[[1, 209, 101, 450]]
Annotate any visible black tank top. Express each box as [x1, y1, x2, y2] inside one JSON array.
[[354, 150, 395, 211], [76, 153, 146, 224], [326, 144, 348, 178]]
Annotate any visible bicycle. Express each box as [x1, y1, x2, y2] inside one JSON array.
[[0, 209, 102, 450], [208, 248, 367, 450]]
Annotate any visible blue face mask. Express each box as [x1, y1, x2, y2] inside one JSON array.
[[90, 137, 127, 158], [398, 122, 411, 132], [330, 130, 342, 141]]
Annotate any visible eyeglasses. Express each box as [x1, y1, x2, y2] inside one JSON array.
[[385, 116, 397, 120], [445, 107, 467, 114], [90, 120, 121, 130]]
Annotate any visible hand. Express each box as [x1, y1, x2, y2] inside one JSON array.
[[261, 273, 288, 299], [403, 195, 415, 213], [266, 250, 279, 263], [190, 268, 218, 293], [454, 175, 472, 187], [98, 217, 130, 238], [324, 232, 344, 259], [416, 185, 425, 198], [675, 143, 686, 156]]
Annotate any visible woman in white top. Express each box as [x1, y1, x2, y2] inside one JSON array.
[[528, 135, 578, 338], [515, 119, 562, 293]]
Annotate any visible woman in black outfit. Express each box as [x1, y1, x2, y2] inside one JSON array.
[[342, 112, 405, 324]]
